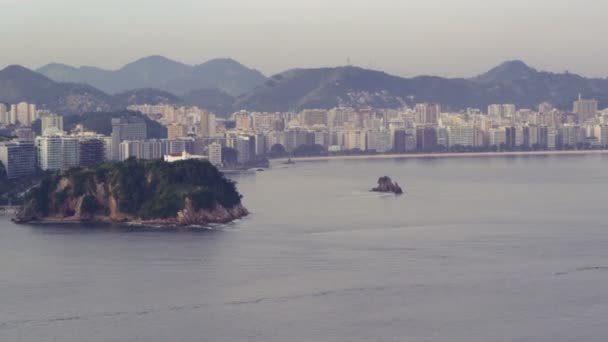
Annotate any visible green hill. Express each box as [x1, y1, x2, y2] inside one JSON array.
[[16, 159, 248, 225]]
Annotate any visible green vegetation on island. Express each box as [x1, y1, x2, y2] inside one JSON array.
[[16, 158, 248, 225]]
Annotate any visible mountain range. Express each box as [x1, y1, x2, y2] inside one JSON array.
[[234, 61, 608, 112], [37, 56, 267, 96], [2, 56, 608, 117]]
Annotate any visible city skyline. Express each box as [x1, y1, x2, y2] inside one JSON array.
[[2, 0, 608, 77]]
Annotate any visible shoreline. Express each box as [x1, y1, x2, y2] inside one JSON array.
[[12, 204, 250, 227], [275, 150, 608, 163]]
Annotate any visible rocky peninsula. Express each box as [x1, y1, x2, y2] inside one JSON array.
[[372, 176, 403, 195], [14, 158, 248, 226]]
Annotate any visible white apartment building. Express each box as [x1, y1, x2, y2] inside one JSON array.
[[208, 142, 222, 166], [448, 126, 475, 147], [35, 135, 81, 171]]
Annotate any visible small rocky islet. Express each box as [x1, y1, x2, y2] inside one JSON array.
[[371, 176, 404, 195]]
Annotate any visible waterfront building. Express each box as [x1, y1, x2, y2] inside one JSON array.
[[344, 130, 366, 151], [35, 135, 63, 170], [0, 142, 36, 179], [489, 129, 506, 147], [436, 127, 449, 148], [416, 126, 438, 151], [391, 128, 407, 153], [236, 136, 252, 163], [448, 125, 475, 147], [79, 139, 106, 167], [505, 127, 517, 149], [62, 137, 81, 169], [35, 135, 80, 170], [367, 129, 391, 153]]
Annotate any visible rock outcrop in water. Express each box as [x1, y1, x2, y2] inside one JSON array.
[[372, 176, 403, 195], [14, 158, 248, 226]]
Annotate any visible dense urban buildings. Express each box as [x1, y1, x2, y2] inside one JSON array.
[[129, 97, 608, 162], [1, 94, 607, 177]]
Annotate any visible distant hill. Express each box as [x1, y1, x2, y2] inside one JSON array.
[[0, 65, 115, 114], [38, 56, 267, 96], [0, 66, 187, 116], [113, 88, 183, 107], [181, 88, 235, 116], [471, 60, 539, 83], [235, 62, 608, 112], [468, 60, 608, 109], [5, 60, 608, 117], [234, 66, 479, 112]]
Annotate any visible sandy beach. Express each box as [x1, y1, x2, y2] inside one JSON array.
[[275, 150, 608, 163]]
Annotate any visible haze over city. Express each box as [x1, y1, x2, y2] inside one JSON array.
[[2, 0, 608, 77]]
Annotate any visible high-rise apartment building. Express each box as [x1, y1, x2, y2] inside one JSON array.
[[392, 129, 407, 153], [505, 127, 517, 149], [488, 104, 503, 118], [199, 111, 217, 137], [208, 142, 223, 166], [573, 95, 598, 123], [416, 126, 438, 151], [111, 117, 147, 160], [35, 135, 63, 171], [415, 104, 440, 125], [502, 104, 516, 118], [14, 102, 37, 126], [0, 104, 7, 126], [489, 129, 506, 147], [234, 112, 251, 132], [236, 136, 252, 163], [168, 123, 188, 140], [448, 126, 475, 147], [35, 135, 81, 171], [41, 114, 64, 135], [0, 142, 36, 179], [79, 139, 106, 167], [344, 130, 366, 151]]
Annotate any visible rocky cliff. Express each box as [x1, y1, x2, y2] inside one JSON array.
[[15, 159, 248, 226]]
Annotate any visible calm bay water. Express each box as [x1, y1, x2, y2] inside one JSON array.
[[2, 155, 608, 342]]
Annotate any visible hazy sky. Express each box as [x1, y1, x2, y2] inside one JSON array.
[[1, 0, 607, 77]]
